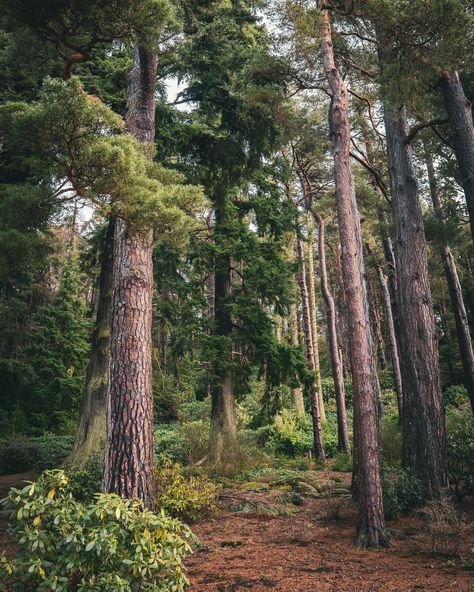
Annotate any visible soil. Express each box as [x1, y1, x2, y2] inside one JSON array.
[[1, 472, 473, 592]]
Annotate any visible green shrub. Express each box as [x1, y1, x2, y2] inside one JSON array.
[[322, 379, 354, 408], [0, 434, 74, 475], [332, 453, 352, 473], [65, 459, 103, 502], [155, 459, 219, 521], [443, 385, 469, 409], [382, 467, 424, 520], [446, 411, 474, 500], [155, 420, 210, 466], [0, 470, 193, 592], [177, 398, 211, 423], [256, 410, 313, 457], [380, 413, 402, 466]]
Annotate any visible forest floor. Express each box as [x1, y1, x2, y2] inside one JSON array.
[[1, 471, 473, 592]]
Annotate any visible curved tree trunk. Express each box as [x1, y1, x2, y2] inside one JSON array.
[[425, 146, 474, 413], [320, 7, 387, 547], [314, 212, 350, 453], [67, 218, 114, 467], [297, 238, 325, 459], [439, 69, 474, 243], [102, 47, 158, 509]]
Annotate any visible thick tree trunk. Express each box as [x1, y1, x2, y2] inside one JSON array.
[[210, 201, 237, 464], [67, 218, 114, 467], [425, 148, 474, 413], [307, 222, 326, 422], [380, 97, 449, 498], [314, 212, 350, 453], [102, 48, 158, 508], [439, 70, 474, 243], [320, 8, 387, 547], [297, 239, 325, 459], [290, 301, 306, 415]]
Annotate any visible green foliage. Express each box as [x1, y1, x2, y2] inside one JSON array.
[[331, 453, 353, 473], [0, 434, 73, 475], [155, 459, 219, 521], [446, 410, 474, 500], [155, 421, 210, 466], [0, 470, 193, 592], [322, 378, 354, 408], [380, 412, 402, 466], [381, 467, 424, 520], [65, 460, 103, 503], [443, 384, 469, 409], [256, 410, 313, 456], [25, 251, 91, 433], [1, 77, 205, 236]]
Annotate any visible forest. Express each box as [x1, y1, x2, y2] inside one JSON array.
[[0, 0, 473, 590]]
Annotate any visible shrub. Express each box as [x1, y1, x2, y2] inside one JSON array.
[[155, 459, 219, 522], [154, 420, 209, 466], [332, 453, 352, 473], [256, 410, 313, 457], [65, 459, 103, 502], [446, 411, 474, 500], [0, 470, 193, 592], [419, 497, 465, 555], [443, 385, 469, 409], [0, 434, 74, 475], [322, 379, 354, 408], [382, 467, 424, 520], [379, 413, 402, 466]]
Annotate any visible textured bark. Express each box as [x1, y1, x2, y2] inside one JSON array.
[[102, 48, 158, 508], [297, 239, 325, 459], [380, 94, 449, 497], [320, 8, 387, 547], [425, 148, 474, 413], [314, 212, 350, 453], [67, 218, 114, 467], [439, 70, 474, 243], [210, 200, 237, 464], [290, 301, 306, 415], [306, 222, 326, 422]]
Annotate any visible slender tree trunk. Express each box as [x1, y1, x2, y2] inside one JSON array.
[[307, 222, 326, 422], [425, 147, 474, 411], [210, 200, 237, 463], [380, 93, 449, 497], [102, 48, 157, 508], [320, 8, 387, 547], [367, 274, 387, 371], [439, 69, 474, 243], [67, 218, 114, 467], [367, 246, 404, 421], [290, 301, 306, 415], [297, 238, 325, 459], [314, 212, 350, 453]]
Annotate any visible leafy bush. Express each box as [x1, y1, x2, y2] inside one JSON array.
[[321, 379, 353, 408], [382, 467, 424, 520], [0, 470, 193, 592], [155, 420, 209, 466], [443, 385, 469, 409], [446, 411, 474, 500], [177, 398, 211, 423], [155, 459, 219, 521], [380, 413, 402, 466], [256, 410, 313, 457], [65, 459, 103, 502], [0, 434, 73, 475], [332, 453, 352, 473]]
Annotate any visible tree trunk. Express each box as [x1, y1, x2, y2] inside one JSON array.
[[102, 48, 157, 508], [439, 69, 474, 243], [297, 239, 325, 459], [306, 221, 326, 422], [320, 8, 387, 547], [290, 301, 306, 415], [210, 200, 237, 464], [367, 274, 387, 371], [67, 218, 114, 467], [314, 212, 350, 453], [380, 96, 449, 497], [425, 147, 474, 412]]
